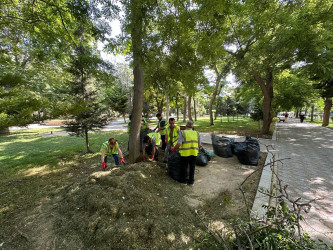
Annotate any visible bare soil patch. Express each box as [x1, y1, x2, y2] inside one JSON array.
[[0, 146, 266, 249]]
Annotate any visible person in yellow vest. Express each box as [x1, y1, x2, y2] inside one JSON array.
[[163, 117, 180, 163], [141, 114, 148, 131], [127, 114, 148, 134], [142, 132, 161, 161], [154, 113, 167, 150], [171, 120, 201, 185], [101, 138, 125, 170]]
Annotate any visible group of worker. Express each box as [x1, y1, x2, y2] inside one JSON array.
[[100, 113, 201, 185]]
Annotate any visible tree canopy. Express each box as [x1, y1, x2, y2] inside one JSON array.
[[1, 0, 332, 147]]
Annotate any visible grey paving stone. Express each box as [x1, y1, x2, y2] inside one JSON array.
[[252, 119, 333, 245]]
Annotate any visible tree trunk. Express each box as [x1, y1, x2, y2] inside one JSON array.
[[254, 71, 273, 135], [194, 98, 197, 121], [166, 95, 169, 121], [129, 66, 144, 163], [310, 105, 314, 122], [129, 1, 144, 163], [155, 96, 163, 114], [188, 95, 192, 121], [209, 66, 223, 126], [85, 127, 90, 153], [183, 95, 186, 122], [123, 113, 126, 123], [322, 97, 332, 126], [176, 94, 179, 121]]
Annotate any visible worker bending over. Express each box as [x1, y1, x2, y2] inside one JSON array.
[[142, 132, 161, 162], [101, 138, 125, 170]]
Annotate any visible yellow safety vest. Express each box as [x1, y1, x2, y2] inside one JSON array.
[[147, 132, 161, 146], [157, 117, 166, 135], [166, 125, 180, 145], [179, 130, 199, 157], [101, 141, 119, 155], [141, 117, 147, 130]]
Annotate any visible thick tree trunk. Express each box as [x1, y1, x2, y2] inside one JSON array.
[[188, 95, 192, 121], [129, 66, 144, 163], [166, 95, 169, 121], [310, 105, 314, 122], [254, 71, 274, 135], [129, 1, 144, 163], [194, 98, 197, 121], [183, 95, 187, 122], [209, 66, 223, 126], [85, 127, 90, 153], [322, 97, 332, 126]]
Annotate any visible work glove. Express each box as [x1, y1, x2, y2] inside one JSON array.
[[171, 147, 175, 152], [120, 158, 125, 163], [150, 155, 154, 161], [142, 157, 146, 162], [102, 162, 107, 170]]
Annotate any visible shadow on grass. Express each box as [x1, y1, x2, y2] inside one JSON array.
[[0, 130, 128, 179]]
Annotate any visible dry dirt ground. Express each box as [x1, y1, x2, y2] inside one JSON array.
[[0, 145, 266, 249]]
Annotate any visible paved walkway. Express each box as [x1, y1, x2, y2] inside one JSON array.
[[274, 118, 333, 244]]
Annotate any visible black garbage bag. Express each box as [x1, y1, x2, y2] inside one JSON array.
[[167, 151, 182, 182], [211, 133, 234, 158], [233, 136, 260, 166], [196, 149, 208, 166]]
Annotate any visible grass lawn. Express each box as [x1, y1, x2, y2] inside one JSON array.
[[0, 128, 129, 179], [0, 121, 272, 248], [309, 118, 333, 129], [151, 116, 274, 137]]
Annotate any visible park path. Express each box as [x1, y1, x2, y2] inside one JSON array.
[[274, 118, 333, 245]]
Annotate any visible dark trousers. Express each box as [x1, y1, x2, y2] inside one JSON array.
[[161, 135, 166, 150], [180, 155, 196, 184], [104, 155, 119, 166], [145, 144, 159, 160]]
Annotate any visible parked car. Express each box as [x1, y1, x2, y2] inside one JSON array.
[[277, 112, 294, 122], [277, 113, 285, 122]]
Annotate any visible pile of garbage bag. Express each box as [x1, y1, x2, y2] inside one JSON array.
[[232, 136, 261, 166], [211, 134, 261, 166], [211, 134, 234, 158]]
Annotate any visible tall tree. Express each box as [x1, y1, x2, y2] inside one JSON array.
[[187, 95, 192, 121], [195, 0, 332, 134], [314, 80, 333, 126], [105, 83, 128, 122], [64, 44, 112, 153]]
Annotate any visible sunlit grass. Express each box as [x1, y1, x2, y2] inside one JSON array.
[[0, 127, 128, 179], [156, 116, 274, 135], [309, 119, 333, 129]]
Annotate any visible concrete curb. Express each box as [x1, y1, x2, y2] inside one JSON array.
[[251, 123, 278, 219]]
